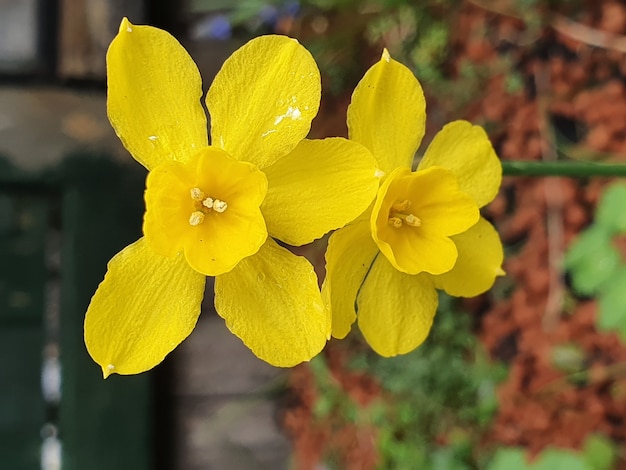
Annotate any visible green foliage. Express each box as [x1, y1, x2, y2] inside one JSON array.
[[565, 183, 626, 340], [486, 434, 615, 470], [565, 225, 620, 296], [595, 184, 626, 233], [550, 343, 586, 374], [309, 354, 359, 422], [313, 294, 506, 469], [488, 448, 529, 470], [583, 434, 616, 470]]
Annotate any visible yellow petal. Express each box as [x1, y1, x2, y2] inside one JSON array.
[[261, 138, 379, 245], [371, 167, 479, 275], [207, 35, 320, 170], [357, 256, 438, 356], [418, 121, 501, 207], [84, 238, 205, 377], [143, 159, 197, 258], [214, 238, 329, 367], [107, 18, 208, 170], [144, 147, 268, 276], [321, 219, 379, 339], [348, 49, 426, 174], [432, 218, 505, 297]]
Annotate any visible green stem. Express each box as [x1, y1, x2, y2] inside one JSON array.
[[502, 161, 626, 177]]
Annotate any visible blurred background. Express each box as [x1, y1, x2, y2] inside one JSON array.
[[2, 0, 626, 469]]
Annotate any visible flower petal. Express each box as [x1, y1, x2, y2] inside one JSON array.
[[143, 160, 197, 258], [371, 167, 479, 275], [261, 138, 379, 245], [432, 218, 505, 297], [214, 238, 329, 367], [348, 49, 426, 174], [144, 147, 268, 276], [321, 219, 379, 339], [418, 121, 501, 207], [207, 35, 320, 170], [107, 18, 208, 170], [357, 256, 438, 356], [84, 238, 205, 377]]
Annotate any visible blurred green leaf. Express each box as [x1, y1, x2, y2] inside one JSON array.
[[431, 447, 472, 470], [352, 294, 506, 469], [565, 225, 620, 296], [488, 447, 592, 470], [487, 448, 529, 470], [551, 343, 586, 374], [598, 266, 626, 340], [582, 434, 615, 470], [534, 449, 590, 470], [596, 184, 626, 233]]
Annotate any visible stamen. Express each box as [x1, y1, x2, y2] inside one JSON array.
[[213, 199, 228, 213], [189, 211, 205, 226], [404, 214, 421, 227], [388, 200, 421, 228], [190, 187, 205, 201], [202, 197, 214, 209], [388, 217, 403, 228], [392, 200, 412, 212]]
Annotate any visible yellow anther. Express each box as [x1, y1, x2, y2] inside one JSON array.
[[388, 217, 403, 228], [388, 212, 421, 228], [213, 199, 228, 213], [189, 211, 205, 226], [392, 199, 412, 212], [201, 196, 227, 212], [404, 213, 421, 227], [190, 187, 205, 201]]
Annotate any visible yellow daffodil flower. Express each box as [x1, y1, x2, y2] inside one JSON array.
[[84, 18, 380, 377], [323, 50, 505, 357]]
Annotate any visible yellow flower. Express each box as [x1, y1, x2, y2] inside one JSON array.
[[84, 18, 379, 377], [323, 50, 504, 357]]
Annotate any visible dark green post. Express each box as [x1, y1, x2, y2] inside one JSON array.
[[0, 155, 153, 469]]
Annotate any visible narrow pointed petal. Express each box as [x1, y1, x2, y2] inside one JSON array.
[[84, 238, 205, 377], [214, 239, 329, 367], [262, 138, 380, 245], [357, 256, 438, 356], [207, 35, 320, 169], [419, 121, 501, 207], [107, 18, 208, 170], [322, 219, 379, 339], [348, 49, 426, 174], [432, 218, 505, 297]]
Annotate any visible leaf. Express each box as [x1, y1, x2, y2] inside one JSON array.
[[431, 447, 472, 470], [486, 448, 529, 470], [582, 434, 616, 470], [533, 449, 591, 470], [565, 225, 620, 295], [487, 447, 593, 470], [598, 266, 626, 340], [551, 343, 586, 374], [596, 184, 626, 233]]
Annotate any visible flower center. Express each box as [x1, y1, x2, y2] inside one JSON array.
[[188, 187, 228, 226], [388, 199, 421, 229]]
